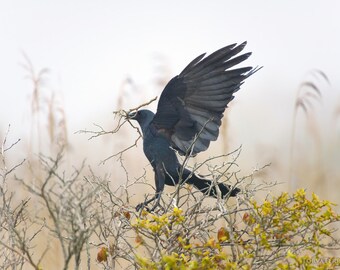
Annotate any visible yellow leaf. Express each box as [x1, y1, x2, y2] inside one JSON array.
[[173, 207, 183, 215], [205, 238, 216, 248], [294, 189, 306, 200], [286, 249, 296, 259], [253, 224, 261, 235], [262, 201, 272, 216], [243, 212, 255, 225]]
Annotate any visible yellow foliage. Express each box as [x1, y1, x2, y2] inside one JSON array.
[[130, 192, 340, 269]]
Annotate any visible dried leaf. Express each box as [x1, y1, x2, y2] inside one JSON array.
[[135, 235, 143, 245], [97, 247, 108, 262], [217, 227, 229, 242], [123, 211, 131, 220]]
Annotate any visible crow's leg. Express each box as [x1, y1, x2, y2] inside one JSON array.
[[150, 192, 162, 211], [136, 163, 166, 212]]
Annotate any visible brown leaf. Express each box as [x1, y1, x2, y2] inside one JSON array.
[[123, 211, 131, 220], [135, 235, 143, 245], [97, 247, 108, 262], [217, 227, 229, 242], [243, 212, 254, 225]]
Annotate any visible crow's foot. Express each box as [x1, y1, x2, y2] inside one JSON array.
[[136, 193, 162, 212], [136, 202, 149, 212], [136, 198, 162, 212]]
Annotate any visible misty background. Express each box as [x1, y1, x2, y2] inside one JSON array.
[[1, 1, 340, 208]]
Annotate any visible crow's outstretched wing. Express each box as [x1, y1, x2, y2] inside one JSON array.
[[151, 41, 259, 156]]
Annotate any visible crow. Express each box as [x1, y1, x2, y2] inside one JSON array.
[[127, 42, 260, 211]]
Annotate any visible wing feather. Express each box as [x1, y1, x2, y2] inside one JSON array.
[[151, 41, 260, 155]]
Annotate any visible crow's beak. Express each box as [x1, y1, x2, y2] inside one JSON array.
[[126, 111, 137, 120]]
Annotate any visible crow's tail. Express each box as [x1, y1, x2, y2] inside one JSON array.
[[186, 173, 240, 198]]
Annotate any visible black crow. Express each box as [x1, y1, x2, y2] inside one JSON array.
[[127, 42, 260, 211]]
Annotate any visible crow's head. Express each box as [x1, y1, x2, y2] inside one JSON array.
[[126, 109, 155, 130]]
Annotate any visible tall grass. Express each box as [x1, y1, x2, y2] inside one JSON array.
[[21, 54, 68, 159], [289, 69, 329, 191], [21, 53, 49, 156]]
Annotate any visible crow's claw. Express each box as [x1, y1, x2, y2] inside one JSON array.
[[136, 199, 161, 212], [136, 202, 148, 212]]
